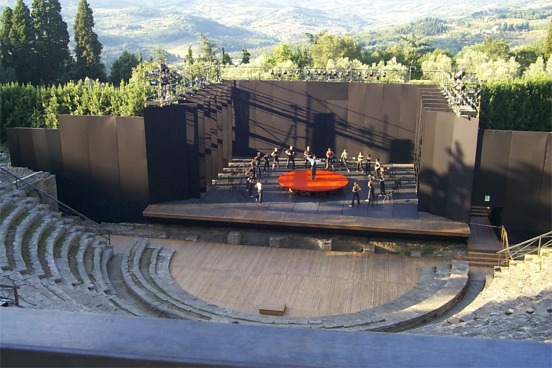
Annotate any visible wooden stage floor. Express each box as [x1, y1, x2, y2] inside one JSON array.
[[145, 238, 447, 318], [143, 167, 470, 239]]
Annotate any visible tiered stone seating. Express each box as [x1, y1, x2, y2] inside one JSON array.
[[0, 180, 142, 316]]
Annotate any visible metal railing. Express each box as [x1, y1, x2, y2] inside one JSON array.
[[0, 166, 111, 244], [0, 284, 19, 306], [497, 230, 552, 268]]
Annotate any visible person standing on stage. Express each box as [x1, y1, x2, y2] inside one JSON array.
[[246, 174, 254, 197], [255, 180, 263, 204], [349, 182, 361, 207], [340, 148, 350, 172], [285, 145, 296, 169], [271, 147, 280, 170], [375, 158, 382, 179], [263, 152, 270, 172], [303, 145, 313, 168], [380, 172, 386, 195], [365, 175, 375, 203], [356, 152, 364, 172], [255, 152, 263, 176], [325, 147, 335, 170], [307, 155, 322, 180], [365, 154, 371, 175]]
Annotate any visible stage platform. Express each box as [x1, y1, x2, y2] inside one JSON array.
[[143, 166, 470, 239], [277, 169, 349, 193]]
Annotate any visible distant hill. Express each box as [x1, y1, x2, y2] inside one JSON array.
[[0, 0, 550, 66]]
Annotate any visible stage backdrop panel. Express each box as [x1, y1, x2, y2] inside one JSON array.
[[144, 105, 190, 204], [58, 116, 93, 216], [472, 130, 512, 208], [503, 132, 551, 241], [116, 116, 150, 220]]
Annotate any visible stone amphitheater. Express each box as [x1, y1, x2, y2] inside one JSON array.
[[0, 161, 550, 343]]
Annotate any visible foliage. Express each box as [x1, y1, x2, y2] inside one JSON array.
[[480, 78, 552, 131], [309, 33, 361, 68], [241, 46, 250, 64], [221, 47, 232, 65], [395, 17, 449, 37], [197, 33, 217, 63], [545, 19, 552, 60], [6, 0, 36, 84], [0, 62, 152, 143], [73, 0, 106, 81], [31, 0, 70, 85], [109, 51, 139, 86]]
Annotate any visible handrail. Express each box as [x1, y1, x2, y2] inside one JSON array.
[[0, 283, 19, 306], [497, 230, 552, 267], [0, 166, 111, 244]]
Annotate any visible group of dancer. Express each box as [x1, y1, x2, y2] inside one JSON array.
[[244, 144, 388, 206]]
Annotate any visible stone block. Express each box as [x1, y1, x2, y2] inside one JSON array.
[[227, 231, 242, 245], [269, 236, 285, 248], [317, 239, 332, 251]]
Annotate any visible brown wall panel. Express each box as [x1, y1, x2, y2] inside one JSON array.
[[428, 112, 455, 217], [472, 130, 512, 208], [88, 116, 120, 198], [30, 129, 50, 171], [447, 115, 479, 222], [116, 117, 149, 208], [362, 84, 385, 160], [502, 132, 550, 240], [45, 129, 63, 176], [144, 105, 190, 205], [18, 129, 37, 169], [418, 111, 437, 212], [58, 116, 92, 214]]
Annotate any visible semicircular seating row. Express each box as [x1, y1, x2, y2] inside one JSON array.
[[0, 177, 469, 331]]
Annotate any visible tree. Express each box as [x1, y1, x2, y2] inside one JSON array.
[[467, 38, 510, 61], [309, 33, 361, 68], [31, 0, 70, 85], [72, 0, 106, 81], [271, 43, 293, 65], [544, 18, 552, 60], [109, 50, 139, 86], [0, 7, 16, 82], [197, 33, 216, 63], [241, 45, 250, 64], [8, 0, 37, 83], [185, 44, 193, 64], [221, 47, 231, 65]]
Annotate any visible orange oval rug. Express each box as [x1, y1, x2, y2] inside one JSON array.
[[277, 169, 349, 193]]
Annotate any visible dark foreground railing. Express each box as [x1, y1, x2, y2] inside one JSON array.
[[1, 309, 550, 368]]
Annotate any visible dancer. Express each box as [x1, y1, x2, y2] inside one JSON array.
[[270, 147, 280, 170], [325, 147, 335, 170], [340, 148, 350, 172], [365, 175, 375, 203], [303, 146, 313, 168], [307, 155, 322, 180], [356, 152, 364, 172], [285, 145, 295, 169], [255, 180, 263, 204], [349, 182, 361, 207]]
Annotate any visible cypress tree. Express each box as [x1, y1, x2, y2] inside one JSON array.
[[32, 0, 70, 85], [9, 0, 37, 83], [0, 7, 16, 82], [73, 0, 106, 81]]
